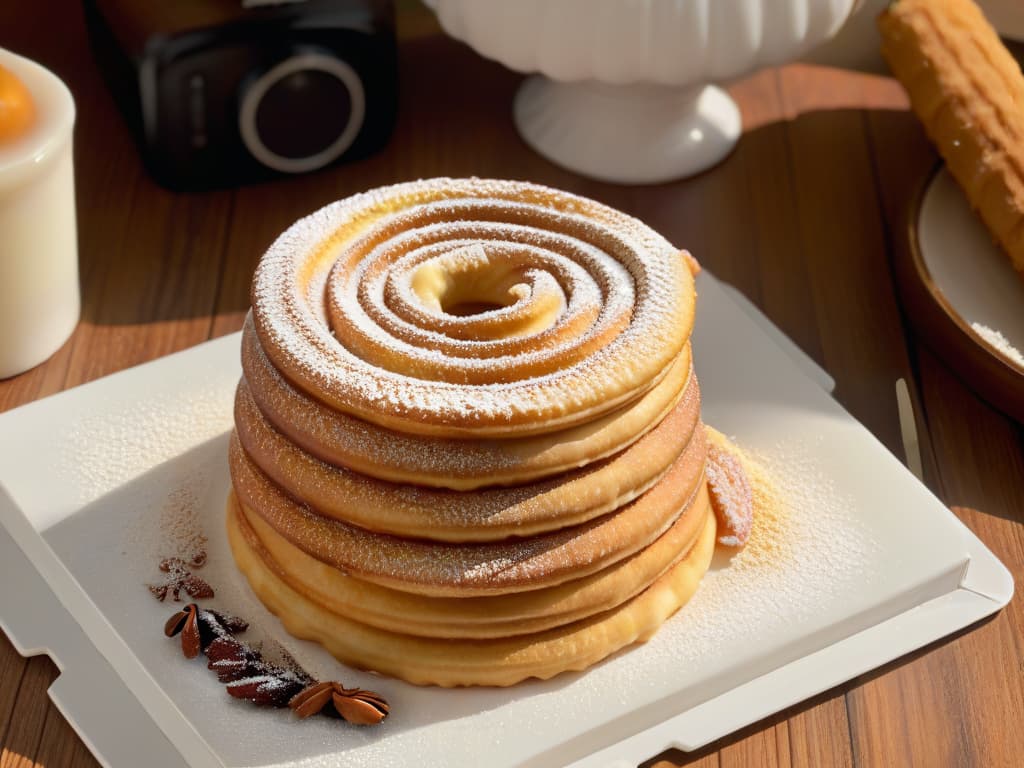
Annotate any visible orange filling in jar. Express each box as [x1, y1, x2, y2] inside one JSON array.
[[0, 64, 36, 144]]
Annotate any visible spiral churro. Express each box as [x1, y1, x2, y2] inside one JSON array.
[[228, 178, 756, 686]]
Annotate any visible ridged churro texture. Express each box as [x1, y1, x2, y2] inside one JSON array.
[[879, 0, 1024, 277]]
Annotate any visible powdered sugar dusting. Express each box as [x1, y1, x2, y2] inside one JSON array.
[[249, 178, 695, 435], [59, 384, 233, 504], [124, 467, 219, 605], [972, 321, 1024, 368], [230, 429, 704, 593], [239, 324, 693, 488], [644, 435, 877, 665], [155, 484, 208, 567], [234, 370, 701, 539], [339, 231, 621, 382], [228, 436, 880, 768]]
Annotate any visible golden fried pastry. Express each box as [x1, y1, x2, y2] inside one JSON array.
[[249, 178, 695, 438], [229, 425, 706, 596], [228, 487, 709, 639], [227, 178, 753, 686], [880, 0, 1024, 275], [227, 494, 717, 687], [240, 321, 694, 490], [233, 372, 702, 541]]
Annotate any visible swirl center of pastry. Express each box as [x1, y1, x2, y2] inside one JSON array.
[[408, 243, 565, 340]]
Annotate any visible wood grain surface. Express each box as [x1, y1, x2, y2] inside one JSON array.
[[1, 2, 1022, 767]]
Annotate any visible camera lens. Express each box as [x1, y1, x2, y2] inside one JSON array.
[[239, 52, 366, 174]]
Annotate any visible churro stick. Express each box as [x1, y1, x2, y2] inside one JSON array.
[[879, 0, 1024, 276]]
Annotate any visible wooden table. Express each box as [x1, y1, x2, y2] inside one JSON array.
[[2, 3, 1022, 767]]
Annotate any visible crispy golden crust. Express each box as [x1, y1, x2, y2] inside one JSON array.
[[228, 179, 721, 686], [233, 372, 702, 542], [229, 427, 708, 597], [229, 488, 708, 639], [227, 493, 717, 687], [879, 0, 1024, 275], [250, 178, 696, 438], [240, 317, 695, 491]]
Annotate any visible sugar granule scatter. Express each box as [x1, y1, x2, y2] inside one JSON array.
[[638, 437, 878, 667], [971, 321, 1024, 368], [60, 385, 233, 504]]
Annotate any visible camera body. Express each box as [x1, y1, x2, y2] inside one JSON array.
[[84, 0, 398, 190]]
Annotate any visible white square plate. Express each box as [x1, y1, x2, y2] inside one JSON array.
[[0, 273, 1012, 768]]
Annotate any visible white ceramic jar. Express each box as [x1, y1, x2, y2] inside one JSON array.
[[425, 0, 859, 182], [0, 48, 78, 379]]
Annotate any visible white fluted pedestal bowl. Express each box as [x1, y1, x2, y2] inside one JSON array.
[[425, 0, 858, 183]]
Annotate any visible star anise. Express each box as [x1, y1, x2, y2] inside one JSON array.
[[226, 669, 309, 708], [163, 606, 388, 725], [163, 604, 247, 659], [289, 681, 390, 725], [187, 551, 208, 568], [148, 556, 214, 602], [163, 603, 201, 658], [205, 636, 261, 683], [197, 608, 249, 646]]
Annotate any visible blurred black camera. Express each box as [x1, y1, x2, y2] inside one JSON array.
[[84, 0, 398, 190]]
